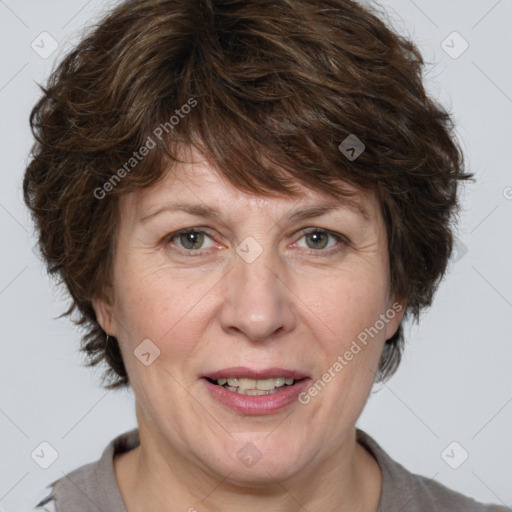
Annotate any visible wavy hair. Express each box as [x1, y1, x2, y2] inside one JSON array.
[[23, 0, 472, 388]]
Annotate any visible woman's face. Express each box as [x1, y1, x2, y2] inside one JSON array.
[[95, 146, 404, 483]]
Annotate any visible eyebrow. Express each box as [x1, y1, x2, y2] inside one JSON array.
[[139, 198, 371, 224]]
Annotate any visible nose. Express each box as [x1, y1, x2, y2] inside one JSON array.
[[219, 243, 296, 343]]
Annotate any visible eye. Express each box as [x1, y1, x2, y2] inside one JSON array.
[[295, 228, 346, 254], [166, 228, 216, 254], [165, 227, 347, 257]]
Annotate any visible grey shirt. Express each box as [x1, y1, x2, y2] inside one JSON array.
[[33, 428, 509, 511]]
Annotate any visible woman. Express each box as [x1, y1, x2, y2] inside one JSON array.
[[24, 0, 507, 510]]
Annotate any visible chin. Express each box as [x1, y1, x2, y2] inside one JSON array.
[[203, 439, 312, 485], [214, 459, 303, 487]]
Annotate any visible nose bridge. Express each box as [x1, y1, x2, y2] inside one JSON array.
[[220, 236, 295, 341]]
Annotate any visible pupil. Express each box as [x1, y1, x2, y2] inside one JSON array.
[[180, 231, 327, 251], [182, 232, 203, 249], [309, 231, 327, 249]]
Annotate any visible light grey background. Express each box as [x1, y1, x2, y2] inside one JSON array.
[[1, 0, 511, 510]]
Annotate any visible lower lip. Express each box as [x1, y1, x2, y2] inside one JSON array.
[[202, 378, 311, 415]]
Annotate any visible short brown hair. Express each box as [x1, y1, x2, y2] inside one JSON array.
[[23, 0, 472, 389]]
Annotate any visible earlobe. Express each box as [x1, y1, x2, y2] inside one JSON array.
[[384, 299, 406, 340], [92, 296, 116, 336]]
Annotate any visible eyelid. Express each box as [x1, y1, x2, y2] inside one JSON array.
[[164, 227, 217, 254], [293, 227, 348, 254], [164, 226, 348, 256]]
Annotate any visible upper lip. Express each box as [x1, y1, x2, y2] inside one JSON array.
[[202, 366, 309, 380]]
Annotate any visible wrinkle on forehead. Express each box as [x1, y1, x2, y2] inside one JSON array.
[[119, 143, 377, 231]]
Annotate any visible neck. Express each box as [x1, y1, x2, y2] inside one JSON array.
[[114, 419, 381, 512]]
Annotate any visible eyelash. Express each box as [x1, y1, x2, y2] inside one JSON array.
[[164, 227, 348, 258]]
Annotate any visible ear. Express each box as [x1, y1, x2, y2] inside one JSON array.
[[383, 297, 407, 341], [92, 295, 117, 336]]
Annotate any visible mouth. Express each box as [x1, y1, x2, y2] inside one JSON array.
[[201, 366, 311, 414], [204, 376, 304, 395]]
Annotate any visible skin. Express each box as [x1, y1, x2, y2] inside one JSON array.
[[94, 145, 405, 512]]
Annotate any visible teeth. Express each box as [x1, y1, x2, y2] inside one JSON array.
[[224, 386, 281, 396], [238, 378, 257, 389], [256, 378, 278, 390], [273, 377, 286, 388], [242, 389, 269, 396], [215, 376, 296, 391]]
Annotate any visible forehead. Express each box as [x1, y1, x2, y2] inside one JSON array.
[[120, 145, 377, 223]]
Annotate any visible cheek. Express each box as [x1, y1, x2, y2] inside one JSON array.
[[315, 267, 390, 401], [306, 265, 390, 350], [113, 260, 217, 366], [308, 285, 389, 421]]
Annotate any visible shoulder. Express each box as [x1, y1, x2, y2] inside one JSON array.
[[356, 429, 509, 512], [29, 457, 100, 512], [30, 428, 139, 512], [394, 468, 508, 512], [31, 486, 57, 512]]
